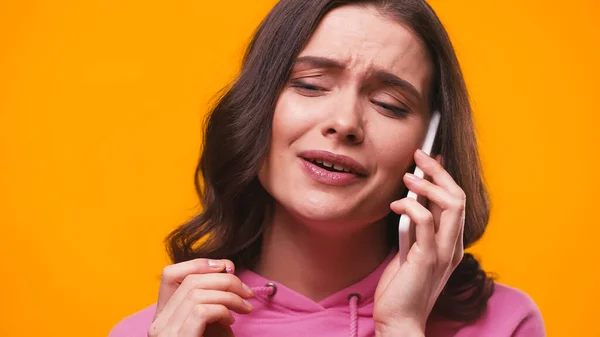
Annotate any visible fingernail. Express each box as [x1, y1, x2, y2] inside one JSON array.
[[225, 266, 234, 274], [242, 283, 254, 296], [416, 149, 429, 158], [208, 260, 225, 269], [405, 172, 420, 181], [242, 299, 253, 310]]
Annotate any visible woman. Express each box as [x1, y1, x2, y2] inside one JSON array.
[[110, 0, 544, 336]]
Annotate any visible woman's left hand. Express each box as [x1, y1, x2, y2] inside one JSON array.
[[373, 149, 466, 337]]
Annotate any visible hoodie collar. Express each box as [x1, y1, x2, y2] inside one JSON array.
[[237, 250, 396, 313]]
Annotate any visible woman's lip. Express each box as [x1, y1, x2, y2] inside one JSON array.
[[299, 158, 363, 186], [297, 150, 368, 176]]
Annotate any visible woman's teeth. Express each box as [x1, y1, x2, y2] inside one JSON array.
[[310, 159, 354, 173]]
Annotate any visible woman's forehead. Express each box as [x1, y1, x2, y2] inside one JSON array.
[[296, 5, 432, 93]]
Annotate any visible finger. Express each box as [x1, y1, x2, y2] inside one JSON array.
[[433, 210, 464, 263], [177, 304, 235, 337], [157, 259, 235, 314], [414, 149, 465, 199], [435, 220, 464, 298], [167, 289, 252, 329], [390, 198, 436, 255], [157, 273, 253, 325], [426, 154, 444, 226], [403, 159, 466, 251], [451, 215, 465, 267], [403, 172, 459, 211], [417, 154, 442, 207]]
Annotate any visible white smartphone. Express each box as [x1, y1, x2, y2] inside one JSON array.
[[398, 110, 441, 266]]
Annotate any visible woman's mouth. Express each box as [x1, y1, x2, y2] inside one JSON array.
[[305, 158, 357, 174], [298, 150, 367, 186]]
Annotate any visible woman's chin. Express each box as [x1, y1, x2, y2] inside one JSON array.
[[286, 201, 377, 233], [271, 188, 389, 231], [297, 207, 353, 224]]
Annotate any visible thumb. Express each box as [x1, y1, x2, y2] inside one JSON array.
[[375, 252, 400, 299]]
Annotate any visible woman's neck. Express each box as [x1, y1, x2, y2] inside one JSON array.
[[253, 203, 391, 302]]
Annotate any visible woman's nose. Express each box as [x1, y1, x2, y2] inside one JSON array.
[[320, 95, 365, 145]]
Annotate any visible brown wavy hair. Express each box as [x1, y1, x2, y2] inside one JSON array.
[[166, 0, 494, 323]]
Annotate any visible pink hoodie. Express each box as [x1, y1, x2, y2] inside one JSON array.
[[109, 253, 545, 337]]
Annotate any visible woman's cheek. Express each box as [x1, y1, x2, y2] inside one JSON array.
[[275, 90, 317, 122], [371, 129, 417, 173]]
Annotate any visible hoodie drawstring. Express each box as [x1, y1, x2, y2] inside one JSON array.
[[251, 282, 277, 297], [251, 283, 361, 337], [348, 293, 360, 337]]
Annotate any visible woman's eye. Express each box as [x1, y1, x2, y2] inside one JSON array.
[[290, 80, 326, 92], [373, 101, 409, 118]]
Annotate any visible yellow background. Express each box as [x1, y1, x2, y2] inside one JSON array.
[[1, 0, 598, 336]]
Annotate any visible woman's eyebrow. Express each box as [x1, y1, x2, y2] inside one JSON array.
[[294, 55, 346, 70], [372, 70, 422, 103]]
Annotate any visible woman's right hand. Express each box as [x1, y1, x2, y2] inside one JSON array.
[[148, 259, 254, 337]]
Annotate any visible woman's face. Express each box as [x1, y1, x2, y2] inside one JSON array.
[[259, 5, 434, 233]]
